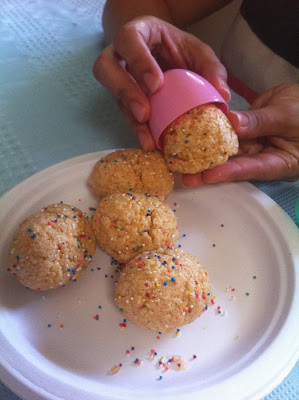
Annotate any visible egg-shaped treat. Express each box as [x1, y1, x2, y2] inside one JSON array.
[[163, 104, 238, 174], [91, 192, 178, 263], [8, 204, 96, 290], [88, 148, 174, 200], [115, 248, 212, 332], [149, 69, 239, 174]]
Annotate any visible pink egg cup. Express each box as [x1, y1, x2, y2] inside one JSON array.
[[148, 69, 228, 149]]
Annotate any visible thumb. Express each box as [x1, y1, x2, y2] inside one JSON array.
[[227, 106, 284, 139]]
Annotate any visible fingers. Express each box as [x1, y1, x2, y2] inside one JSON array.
[[182, 172, 205, 187], [117, 101, 155, 151], [113, 18, 164, 95], [198, 60, 231, 103], [184, 34, 231, 102], [135, 126, 156, 151], [93, 17, 167, 149], [94, 16, 232, 150], [93, 45, 156, 150], [95, 16, 231, 121], [94, 45, 151, 123], [183, 84, 299, 186], [118, 17, 230, 100], [228, 84, 299, 140], [227, 106, 285, 140], [134, 123, 156, 152], [250, 84, 291, 109], [183, 149, 299, 186], [94, 17, 164, 115]]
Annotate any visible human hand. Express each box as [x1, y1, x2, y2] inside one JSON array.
[[93, 16, 230, 151], [183, 84, 299, 186]]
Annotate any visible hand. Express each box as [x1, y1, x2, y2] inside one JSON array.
[[93, 16, 230, 150], [183, 84, 299, 186]]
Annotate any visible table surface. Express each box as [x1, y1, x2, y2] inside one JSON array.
[[0, 1, 298, 399]]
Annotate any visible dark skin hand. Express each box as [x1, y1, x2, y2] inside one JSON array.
[[94, 2, 299, 184], [183, 84, 299, 185], [93, 16, 230, 150]]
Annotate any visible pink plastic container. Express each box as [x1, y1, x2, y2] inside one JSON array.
[[148, 69, 228, 149]]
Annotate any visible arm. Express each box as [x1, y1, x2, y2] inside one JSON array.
[[95, 0, 233, 150], [102, 0, 233, 42]]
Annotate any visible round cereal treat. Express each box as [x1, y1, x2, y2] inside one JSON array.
[[8, 204, 96, 290], [115, 248, 212, 332], [88, 148, 174, 200], [91, 192, 178, 263], [163, 104, 239, 174]]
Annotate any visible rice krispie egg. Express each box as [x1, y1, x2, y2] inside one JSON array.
[[8, 204, 96, 290], [163, 104, 239, 174], [115, 248, 212, 332], [91, 192, 178, 263], [88, 148, 174, 200]]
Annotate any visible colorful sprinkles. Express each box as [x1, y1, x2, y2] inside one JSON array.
[[9, 194, 261, 384]]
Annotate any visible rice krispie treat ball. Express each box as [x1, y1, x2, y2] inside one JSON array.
[[115, 248, 212, 332], [88, 148, 174, 200], [92, 192, 178, 263], [8, 204, 96, 290], [163, 104, 239, 174]]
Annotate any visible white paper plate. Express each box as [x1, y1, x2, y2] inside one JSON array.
[[0, 151, 298, 400]]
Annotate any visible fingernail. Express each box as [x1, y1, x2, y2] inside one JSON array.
[[136, 129, 155, 151], [130, 101, 147, 123], [182, 175, 196, 187], [143, 72, 160, 94], [220, 79, 231, 101], [233, 112, 250, 128]]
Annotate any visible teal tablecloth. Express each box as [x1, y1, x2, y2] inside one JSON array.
[[0, 1, 298, 399]]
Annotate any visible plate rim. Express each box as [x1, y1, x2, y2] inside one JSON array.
[[0, 150, 298, 400]]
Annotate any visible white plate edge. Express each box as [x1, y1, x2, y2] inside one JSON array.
[[0, 150, 298, 400]]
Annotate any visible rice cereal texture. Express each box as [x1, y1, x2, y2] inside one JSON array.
[[163, 104, 239, 174], [8, 204, 96, 290], [88, 148, 174, 200], [91, 192, 178, 263], [115, 248, 212, 332]]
